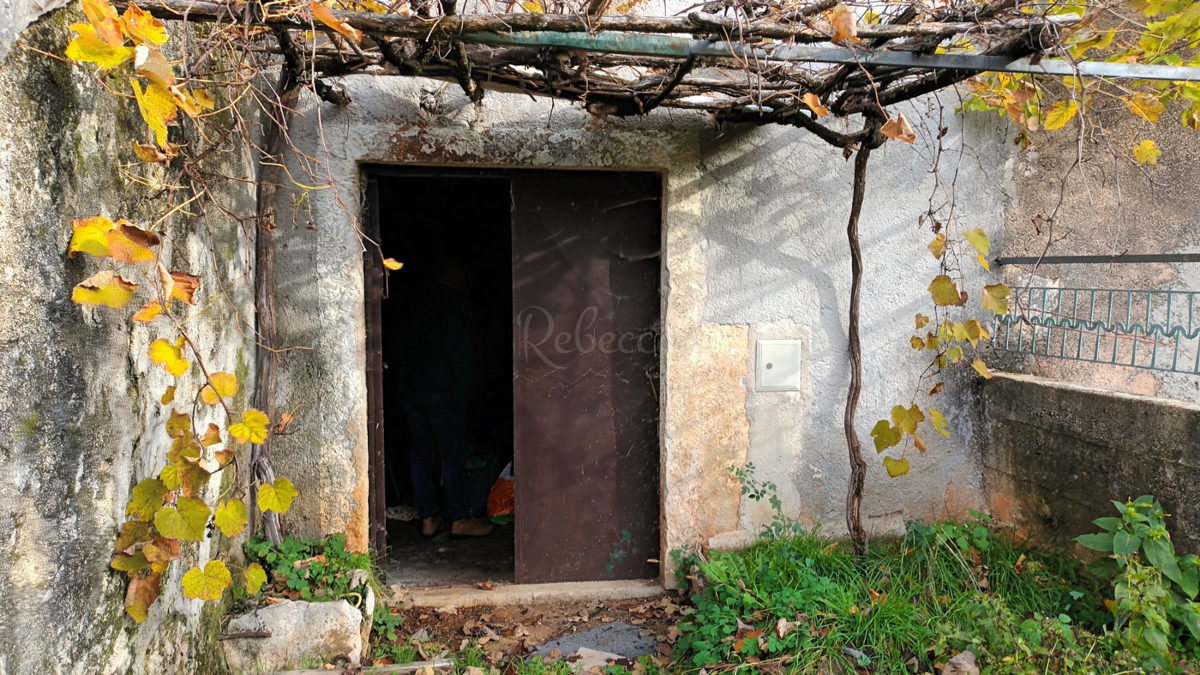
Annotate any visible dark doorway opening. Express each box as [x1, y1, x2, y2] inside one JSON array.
[[365, 167, 663, 587], [367, 171, 516, 587]]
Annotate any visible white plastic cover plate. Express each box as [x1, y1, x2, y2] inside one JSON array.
[[755, 339, 802, 392]]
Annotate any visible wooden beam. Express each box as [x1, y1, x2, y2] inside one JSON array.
[[116, 0, 1055, 43]]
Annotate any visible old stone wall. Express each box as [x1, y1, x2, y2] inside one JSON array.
[[979, 372, 1200, 553], [0, 9, 257, 674]]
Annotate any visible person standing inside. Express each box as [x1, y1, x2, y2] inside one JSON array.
[[400, 260, 493, 539]]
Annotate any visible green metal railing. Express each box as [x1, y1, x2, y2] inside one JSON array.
[[993, 287, 1200, 374]]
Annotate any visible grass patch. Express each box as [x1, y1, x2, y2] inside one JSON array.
[[674, 515, 1146, 673]]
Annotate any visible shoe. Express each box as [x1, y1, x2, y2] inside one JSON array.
[[421, 516, 446, 539], [450, 518, 494, 538]]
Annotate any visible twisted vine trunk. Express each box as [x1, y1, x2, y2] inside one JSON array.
[[250, 72, 299, 546], [844, 138, 876, 556]]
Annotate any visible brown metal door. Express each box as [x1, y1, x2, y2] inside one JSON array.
[[511, 171, 662, 583]]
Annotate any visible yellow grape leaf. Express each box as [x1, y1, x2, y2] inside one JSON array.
[[882, 456, 910, 478], [214, 499, 248, 537], [126, 478, 167, 521], [1043, 100, 1078, 131], [244, 563, 268, 595], [121, 2, 169, 45], [951, 321, 968, 343], [383, 257, 404, 270], [1184, 103, 1200, 131], [65, 23, 134, 69], [890, 404, 925, 435], [870, 420, 902, 453], [310, 1, 363, 43], [925, 332, 939, 350], [229, 409, 270, 444], [257, 477, 298, 514], [915, 313, 929, 329], [72, 271, 138, 309], [193, 89, 215, 111], [116, 521, 152, 553], [1124, 95, 1166, 123], [928, 233, 947, 259], [181, 560, 231, 601], [153, 497, 210, 541], [170, 85, 202, 118], [930, 407, 950, 437], [166, 409, 191, 438], [962, 319, 984, 347], [82, 0, 124, 45], [945, 345, 964, 363], [913, 434, 927, 454], [108, 223, 161, 263], [67, 216, 162, 262], [201, 423, 222, 447], [175, 462, 211, 498], [149, 337, 190, 377], [131, 79, 178, 148], [200, 372, 239, 406], [881, 113, 915, 144], [982, 283, 1010, 315], [132, 301, 163, 323], [111, 551, 149, 574], [963, 228, 989, 256], [972, 357, 995, 379], [125, 572, 162, 623], [928, 382, 944, 396], [1134, 139, 1161, 166], [829, 4, 860, 43], [910, 336, 925, 349], [521, 0, 543, 12], [802, 93, 830, 117], [143, 537, 179, 565], [169, 271, 200, 304], [160, 385, 175, 405], [68, 216, 117, 258], [133, 141, 178, 163], [975, 253, 990, 271], [133, 44, 175, 89], [166, 431, 199, 464], [928, 275, 966, 307]]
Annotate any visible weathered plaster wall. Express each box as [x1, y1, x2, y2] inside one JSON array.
[[979, 372, 1200, 553], [274, 76, 1017, 575], [0, 10, 257, 673], [994, 108, 1200, 401]]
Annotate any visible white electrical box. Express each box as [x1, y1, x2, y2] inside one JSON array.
[[755, 339, 802, 392]]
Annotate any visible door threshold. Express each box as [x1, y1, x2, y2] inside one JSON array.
[[402, 579, 667, 608]]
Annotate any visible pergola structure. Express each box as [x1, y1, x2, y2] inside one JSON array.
[[120, 0, 1188, 149]]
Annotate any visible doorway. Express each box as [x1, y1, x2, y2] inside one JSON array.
[[364, 167, 662, 587]]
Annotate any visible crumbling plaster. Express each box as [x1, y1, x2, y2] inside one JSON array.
[[274, 75, 1019, 579]]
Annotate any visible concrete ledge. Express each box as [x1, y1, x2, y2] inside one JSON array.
[[404, 580, 667, 608]]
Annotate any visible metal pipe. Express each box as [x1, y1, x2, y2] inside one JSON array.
[[463, 32, 1200, 82], [995, 253, 1200, 266]]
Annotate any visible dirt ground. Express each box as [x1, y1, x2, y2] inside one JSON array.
[[376, 595, 687, 667]]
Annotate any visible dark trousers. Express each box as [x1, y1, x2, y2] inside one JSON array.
[[403, 393, 469, 521]]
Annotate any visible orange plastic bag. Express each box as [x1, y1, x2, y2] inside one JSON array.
[[486, 463, 514, 516]]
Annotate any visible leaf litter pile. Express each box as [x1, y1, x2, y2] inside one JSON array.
[[372, 597, 684, 671]]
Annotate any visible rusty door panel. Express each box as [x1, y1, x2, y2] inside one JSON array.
[[364, 176, 388, 554], [511, 171, 662, 583]]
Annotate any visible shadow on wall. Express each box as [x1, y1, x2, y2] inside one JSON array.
[[979, 372, 1200, 554], [682, 99, 1015, 533]]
